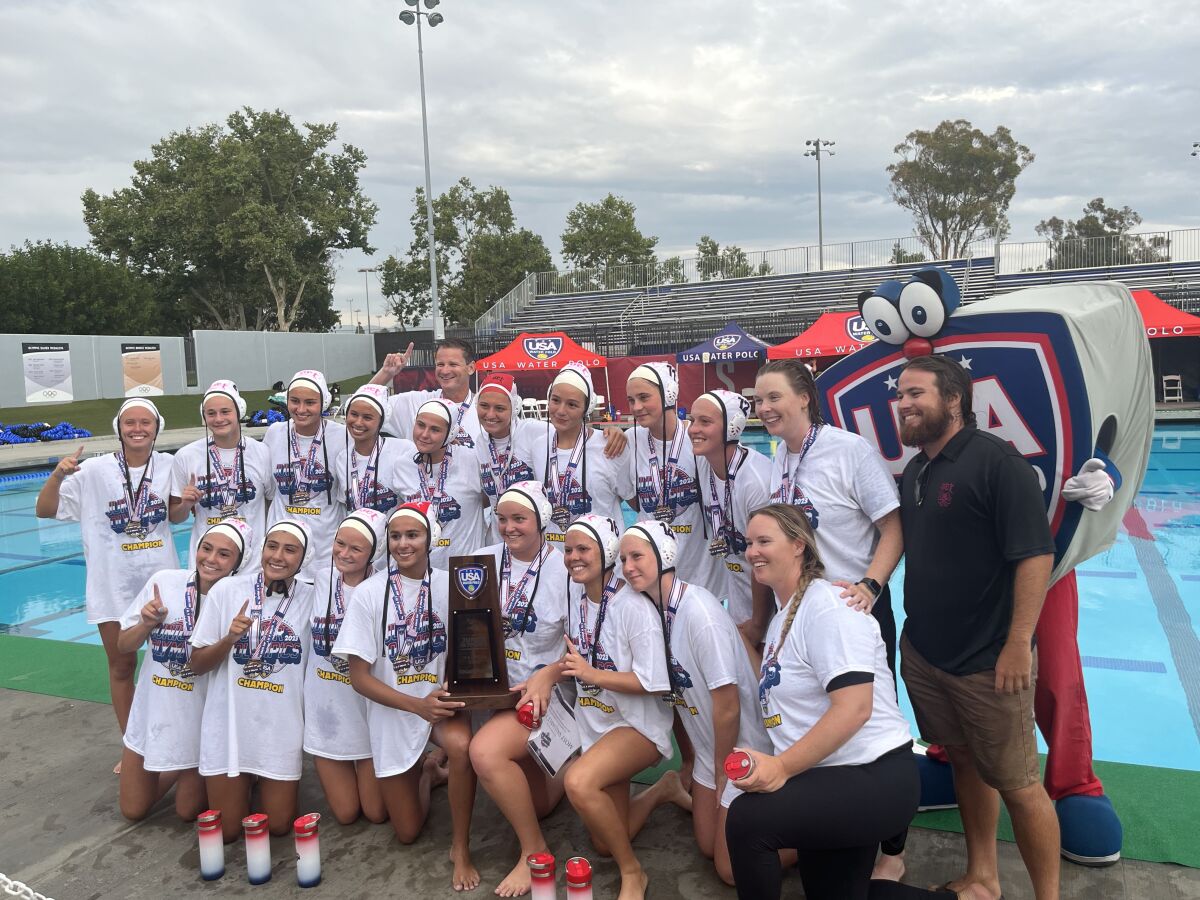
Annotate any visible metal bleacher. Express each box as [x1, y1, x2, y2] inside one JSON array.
[[475, 227, 1200, 354], [494, 257, 992, 341]]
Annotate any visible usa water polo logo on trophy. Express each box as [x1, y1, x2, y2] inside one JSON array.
[[713, 334, 741, 352], [524, 337, 563, 361], [845, 315, 876, 345], [457, 565, 487, 597]]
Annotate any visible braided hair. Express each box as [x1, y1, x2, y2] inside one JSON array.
[[748, 504, 825, 646]]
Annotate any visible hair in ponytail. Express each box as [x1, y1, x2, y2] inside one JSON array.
[[748, 503, 824, 646]]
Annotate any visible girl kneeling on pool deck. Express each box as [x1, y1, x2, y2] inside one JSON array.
[[468, 481, 571, 897], [332, 502, 480, 892], [115, 518, 253, 822], [303, 508, 389, 826], [620, 520, 773, 886], [188, 520, 316, 842], [558, 514, 673, 900]]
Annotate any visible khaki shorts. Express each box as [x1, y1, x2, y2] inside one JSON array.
[[900, 632, 1040, 792]]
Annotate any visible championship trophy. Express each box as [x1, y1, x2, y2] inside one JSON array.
[[447, 554, 519, 709]]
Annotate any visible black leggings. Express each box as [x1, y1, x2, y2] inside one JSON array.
[[870, 584, 908, 857], [725, 743, 919, 900]]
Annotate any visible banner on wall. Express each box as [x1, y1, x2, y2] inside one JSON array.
[[121, 343, 164, 397], [22, 342, 73, 403]]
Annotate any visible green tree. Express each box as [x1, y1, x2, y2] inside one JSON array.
[[656, 256, 685, 285], [887, 119, 1033, 261], [396, 177, 552, 326], [0, 241, 164, 334], [379, 254, 427, 332], [560, 194, 658, 277], [1035, 197, 1166, 269], [889, 242, 927, 265], [695, 235, 770, 280], [82, 107, 376, 332]]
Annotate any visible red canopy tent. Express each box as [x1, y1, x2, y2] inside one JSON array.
[[1131, 290, 1200, 337], [475, 331, 611, 410], [766, 311, 878, 362]]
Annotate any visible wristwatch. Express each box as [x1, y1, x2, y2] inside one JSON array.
[[857, 577, 882, 598]]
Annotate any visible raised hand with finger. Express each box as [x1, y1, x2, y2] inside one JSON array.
[[52, 445, 86, 482], [139, 582, 170, 628], [180, 473, 201, 509], [226, 599, 252, 644]]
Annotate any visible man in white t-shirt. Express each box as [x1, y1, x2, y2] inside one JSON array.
[[371, 338, 482, 448]]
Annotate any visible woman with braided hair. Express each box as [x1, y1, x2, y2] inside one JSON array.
[[724, 504, 918, 900]]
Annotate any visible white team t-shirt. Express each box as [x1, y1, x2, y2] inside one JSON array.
[[333, 567, 450, 778], [190, 572, 315, 780], [330, 436, 406, 517], [655, 580, 772, 806], [695, 445, 773, 624], [755, 579, 911, 767], [262, 420, 348, 562], [474, 421, 542, 542], [528, 423, 635, 545], [476, 541, 571, 684], [170, 437, 274, 573], [303, 565, 376, 761], [120, 568, 212, 771], [769, 426, 899, 583], [386, 389, 482, 450], [392, 445, 487, 568], [56, 452, 179, 624], [571, 580, 673, 761], [627, 422, 723, 596]]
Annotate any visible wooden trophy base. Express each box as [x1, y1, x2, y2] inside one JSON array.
[[452, 691, 521, 710]]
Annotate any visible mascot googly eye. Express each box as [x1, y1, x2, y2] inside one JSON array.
[[859, 267, 963, 357]]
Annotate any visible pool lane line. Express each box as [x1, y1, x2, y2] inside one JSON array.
[[0, 548, 86, 576], [1129, 531, 1200, 746], [1081, 656, 1168, 674]]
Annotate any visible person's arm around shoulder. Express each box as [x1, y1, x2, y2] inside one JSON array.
[[36, 445, 86, 519]]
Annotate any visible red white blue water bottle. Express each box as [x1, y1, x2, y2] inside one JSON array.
[[294, 813, 322, 888], [196, 809, 224, 880], [565, 856, 593, 899], [526, 850, 557, 900], [242, 813, 271, 884], [724, 749, 756, 781]]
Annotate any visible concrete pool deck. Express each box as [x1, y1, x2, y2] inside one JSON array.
[[4, 689, 1198, 900]]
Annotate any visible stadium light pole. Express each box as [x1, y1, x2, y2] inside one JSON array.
[[399, 0, 445, 341], [804, 138, 835, 271], [357, 265, 380, 334]]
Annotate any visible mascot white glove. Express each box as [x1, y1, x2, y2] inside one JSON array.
[[1062, 458, 1114, 511]]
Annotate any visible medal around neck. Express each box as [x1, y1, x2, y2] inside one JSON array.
[[447, 554, 519, 709]]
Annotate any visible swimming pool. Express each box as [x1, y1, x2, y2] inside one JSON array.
[[2, 425, 1197, 771]]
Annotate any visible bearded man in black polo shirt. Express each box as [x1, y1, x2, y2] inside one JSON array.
[[896, 354, 1060, 900]]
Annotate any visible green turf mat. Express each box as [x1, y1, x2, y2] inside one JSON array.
[[0, 633, 138, 704], [915, 757, 1200, 868]]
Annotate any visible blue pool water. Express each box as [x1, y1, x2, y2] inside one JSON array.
[[3, 426, 1198, 771]]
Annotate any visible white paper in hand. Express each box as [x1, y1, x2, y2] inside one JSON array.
[[526, 686, 581, 777]]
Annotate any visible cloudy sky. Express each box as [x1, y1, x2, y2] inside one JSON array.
[[3, 0, 1198, 329]]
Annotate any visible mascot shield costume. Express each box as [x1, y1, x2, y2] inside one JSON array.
[[816, 268, 1153, 866]]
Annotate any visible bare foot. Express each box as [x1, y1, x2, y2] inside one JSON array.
[[871, 850, 905, 882], [494, 857, 532, 897], [113, 760, 122, 775], [427, 746, 449, 768], [424, 751, 449, 790], [616, 867, 649, 900], [659, 770, 693, 812], [450, 843, 481, 892]]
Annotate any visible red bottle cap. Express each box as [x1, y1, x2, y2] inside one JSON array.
[[527, 851, 555, 879], [517, 702, 540, 730], [724, 750, 753, 781], [565, 856, 592, 887], [241, 813, 269, 835], [197, 809, 221, 831], [293, 813, 321, 837]]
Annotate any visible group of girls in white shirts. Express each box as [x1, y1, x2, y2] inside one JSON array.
[[38, 338, 931, 900]]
